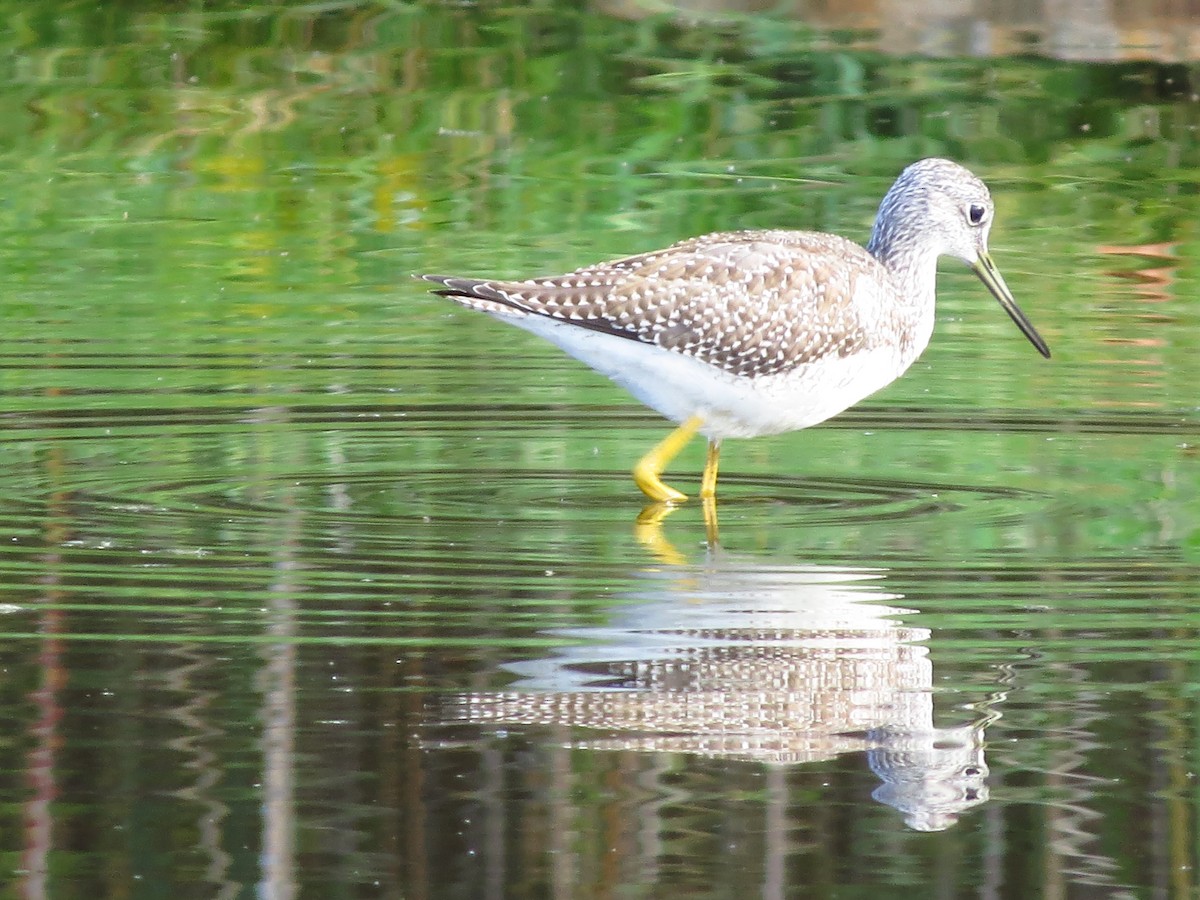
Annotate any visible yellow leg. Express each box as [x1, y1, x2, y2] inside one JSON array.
[[632, 415, 703, 503], [699, 439, 721, 499], [702, 496, 720, 548]]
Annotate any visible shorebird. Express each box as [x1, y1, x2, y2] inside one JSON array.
[[421, 158, 1050, 503]]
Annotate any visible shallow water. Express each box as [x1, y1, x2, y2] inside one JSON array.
[[2, 2, 1200, 897]]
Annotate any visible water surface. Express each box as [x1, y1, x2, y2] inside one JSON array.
[[1, 2, 1199, 898]]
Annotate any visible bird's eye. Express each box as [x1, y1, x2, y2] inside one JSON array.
[[968, 203, 987, 226]]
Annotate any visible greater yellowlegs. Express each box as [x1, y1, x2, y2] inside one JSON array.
[[421, 158, 1050, 503]]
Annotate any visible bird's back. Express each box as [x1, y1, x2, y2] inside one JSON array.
[[426, 228, 911, 379]]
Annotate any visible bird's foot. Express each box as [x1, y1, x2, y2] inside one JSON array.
[[633, 463, 688, 503]]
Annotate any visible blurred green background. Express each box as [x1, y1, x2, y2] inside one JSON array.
[[1, 2, 1199, 897]]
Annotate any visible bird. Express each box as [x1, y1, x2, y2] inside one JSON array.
[[420, 158, 1050, 504]]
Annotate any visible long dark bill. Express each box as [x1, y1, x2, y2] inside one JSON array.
[[971, 252, 1051, 359]]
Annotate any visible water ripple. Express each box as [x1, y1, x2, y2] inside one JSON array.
[[0, 402, 1195, 439]]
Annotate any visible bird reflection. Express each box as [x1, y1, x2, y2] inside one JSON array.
[[450, 553, 992, 831]]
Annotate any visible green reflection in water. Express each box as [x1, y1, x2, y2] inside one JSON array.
[[0, 2, 1196, 898]]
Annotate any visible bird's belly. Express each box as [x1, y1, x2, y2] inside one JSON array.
[[502, 313, 914, 440], [703, 352, 911, 437]]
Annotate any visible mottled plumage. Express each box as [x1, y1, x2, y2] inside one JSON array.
[[420, 158, 1050, 503], [429, 230, 893, 379]]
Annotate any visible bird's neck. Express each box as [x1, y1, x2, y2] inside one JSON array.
[[866, 185, 943, 312], [866, 231, 940, 312], [866, 227, 940, 362]]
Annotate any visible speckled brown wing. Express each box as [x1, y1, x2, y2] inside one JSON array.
[[424, 229, 887, 378]]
